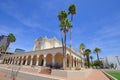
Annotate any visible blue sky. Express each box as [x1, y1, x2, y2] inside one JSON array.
[[0, 0, 120, 59]]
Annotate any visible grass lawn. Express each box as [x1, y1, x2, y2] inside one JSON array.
[[107, 71, 120, 80]]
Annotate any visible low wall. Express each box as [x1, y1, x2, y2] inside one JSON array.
[[51, 69, 93, 79], [0, 68, 61, 80]]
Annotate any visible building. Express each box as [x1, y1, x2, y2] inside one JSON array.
[[2, 37, 82, 69], [14, 48, 25, 53], [0, 35, 10, 51], [33, 37, 62, 51], [101, 56, 120, 69]]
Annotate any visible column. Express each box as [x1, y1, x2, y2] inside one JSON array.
[[36, 55, 39, 66], [21, 57, 23, 65], [73, 57, 75, 68], [52, 55, 55, 66], [25, 56, 28, 65], [30, 56, 33, 65], [17, 58, 19, 65], [43, 55, 46, 67]]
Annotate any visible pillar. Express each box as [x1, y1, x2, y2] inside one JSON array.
[[30, 56, 33, 65], [36, 55, 39, 66], [52, 55, 55, 66], [43, 55, 46, 67], [25, 56, 28, 65], [21, 57, 23, 65]]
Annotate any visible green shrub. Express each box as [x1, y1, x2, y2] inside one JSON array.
[[75, 66, 81, 70]]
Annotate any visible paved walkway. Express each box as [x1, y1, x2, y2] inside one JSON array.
[[68, 70, 109, 80], [0, 71, 27, 80], [0, 64, 109, 80]]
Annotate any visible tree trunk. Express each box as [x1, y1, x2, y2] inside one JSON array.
[[64, 33, 66, 69], [69, 14, 73, 70], [63, 32, 66, 70], [87, 55, 90, 68], [97, 53, 99, 61], [60, 31, 65, 69], [69, 28, 72, 69]]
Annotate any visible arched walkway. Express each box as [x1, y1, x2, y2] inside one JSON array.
[[19, 56, 22, 65], [23, 56, 26, 65], [74, 57, 76, 67], [55, 53, 63, 68], [27, 56, 31, 65], [32, 55, 37, 65], [46, 54, 52, 67], [38, 55, 44, 66], [71, 56, 73, 67], [15, 57, 19, 64], [67, 54, 70, 67]]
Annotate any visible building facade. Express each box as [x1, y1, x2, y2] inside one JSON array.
[[101, 56, 120, 69], [3, 37, 82, 69], [33, 37, 62, 51], [14, 48, 25, 53], [0, 35, 10, 51]]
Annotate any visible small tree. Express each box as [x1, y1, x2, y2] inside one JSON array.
[[2, 33, 16, 64], [90, 56, 93, 63], [83, 49, 91, 68], [68, 4, 76, 69], [94, 48, 101, 61]]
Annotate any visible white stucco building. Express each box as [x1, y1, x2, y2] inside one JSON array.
[[33, 37, 62, 51], [101, 56, 120, 69], [3, 37, 82, 69]]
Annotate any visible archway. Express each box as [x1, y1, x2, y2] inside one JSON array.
[[67, 54, 70, 67], [74, 57, 76, 67], [22, 56, 26, 65], [38, 55, 44, 66], [32, 55, 37, 65], [12, 57, 15, 64], [46, 54, 52, 67], [27, 56, 31, 65], [19, 56, 22, 65], [9, 57, 12, 64], [15, 57, 18, 64], [55, 53, 63, 68], [71, 56, 73, 67]]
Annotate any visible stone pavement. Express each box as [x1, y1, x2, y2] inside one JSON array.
[[67, 70, 109, 80], [0, 64, 109, 80], [0, 71, 27, 80]]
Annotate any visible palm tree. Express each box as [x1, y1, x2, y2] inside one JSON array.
[[90, 56, 93, 64], [2, 33, 16, 63], [79, 43, 85, 53], [84, 49, 91, 68], [7, 33, 16, 44], [68, 4, 76, 69], [0, 45, 5, 52], [58, 11, 71, 70], [94, 48, 101, 61]]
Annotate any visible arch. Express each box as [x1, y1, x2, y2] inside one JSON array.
[[12, 57, 15, 64], [66, 54, 70, 67], [32, 55, 37, 65], [15, 57, 19, 64], [9, 57, 12, 64], [74, 57, 76, 67], [55, 53, 63, 68], [38, 55, 44, 66], [3, 58, 6, 64], [71, 56, 73, 67], [46, 54, 52, 67], [19, 56, 22, 65], [27, 56, 31, 65], [22, 56, 26, 65], [7, 57, 10, 64]]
